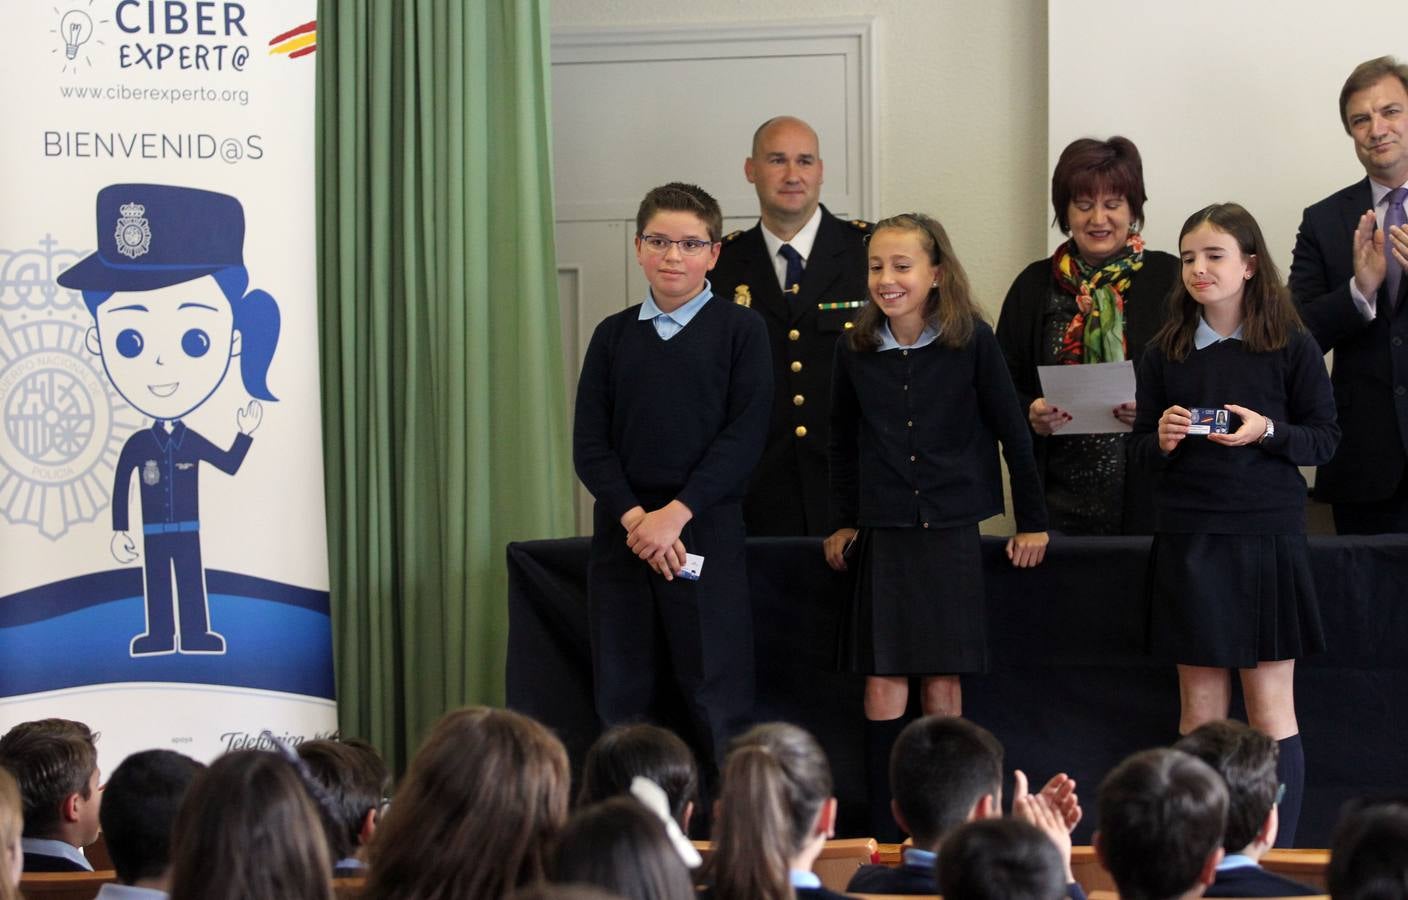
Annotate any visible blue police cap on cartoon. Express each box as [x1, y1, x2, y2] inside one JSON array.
[[58, 183, 244, 292]]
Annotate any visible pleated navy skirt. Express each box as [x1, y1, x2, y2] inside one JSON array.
[[838, 524, 987, 675], [1147, 532, 1325, 668]]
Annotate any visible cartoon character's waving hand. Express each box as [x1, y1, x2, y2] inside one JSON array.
[[59, 184, 281, 657]]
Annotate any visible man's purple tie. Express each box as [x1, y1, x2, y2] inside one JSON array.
[[1386, 187, 1408, 308]]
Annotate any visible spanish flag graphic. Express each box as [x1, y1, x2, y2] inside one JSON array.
[[269, 20, 316, 60]]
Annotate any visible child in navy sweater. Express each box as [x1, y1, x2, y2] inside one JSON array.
[[1132, 202, 1339, 847], [823, 212, 1049, 839], [573, 183, 772, 781]]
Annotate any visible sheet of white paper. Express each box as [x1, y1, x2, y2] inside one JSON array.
[[1036, 361, 1137, 434]]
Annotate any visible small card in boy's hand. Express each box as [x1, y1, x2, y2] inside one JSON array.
[[1187, 407, 1230, 436], [677, 553, 705, 581]]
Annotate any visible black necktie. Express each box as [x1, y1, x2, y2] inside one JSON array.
[[778, 244, 804, 296]]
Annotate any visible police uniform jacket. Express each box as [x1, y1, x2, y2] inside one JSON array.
[[710, 205, 870, 536]]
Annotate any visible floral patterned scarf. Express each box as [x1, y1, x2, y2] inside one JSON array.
[[1051, 233, 1145, 364]]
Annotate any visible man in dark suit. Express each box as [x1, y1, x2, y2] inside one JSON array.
[[1291, 56, 1408, 534], [710, 116, 870, 536], [0, 719, 102, 873]]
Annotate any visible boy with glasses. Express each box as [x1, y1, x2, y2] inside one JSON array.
[[574, 182, 772, 787]]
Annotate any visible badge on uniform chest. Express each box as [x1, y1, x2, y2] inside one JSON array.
[[142, 460, 160, 485]]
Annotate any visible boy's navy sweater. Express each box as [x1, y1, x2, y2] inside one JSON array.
[[829, 320, 1048, 533], [1131, 330, 1339, 534], [573, 296, 772, 520]]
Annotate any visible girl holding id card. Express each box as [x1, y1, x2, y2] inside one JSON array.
[[823, 213, 1048, 839], [1132, 202, 1339, 847]]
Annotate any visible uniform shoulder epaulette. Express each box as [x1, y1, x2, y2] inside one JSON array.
[[722, 230, 743, 243], [846, 219, 872, 232]]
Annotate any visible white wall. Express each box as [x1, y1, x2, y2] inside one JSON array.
[[1050, 0, 1395, 266], [551, 0, 1051, 316]]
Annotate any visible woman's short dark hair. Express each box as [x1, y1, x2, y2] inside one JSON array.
[[1050, 136, 1148, 233], [1329, 801, 1408, 900], [168, 750, 333, 900], [938, 818, 1067, 900], [577, 724, 698, 827], [552, 797, 695, 900], [363, 706, 570, 900]]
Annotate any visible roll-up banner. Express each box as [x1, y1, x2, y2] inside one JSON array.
[[0, 1, 336, 767]]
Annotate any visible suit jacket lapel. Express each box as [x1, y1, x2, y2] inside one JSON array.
[[793, 209, 852, 324]]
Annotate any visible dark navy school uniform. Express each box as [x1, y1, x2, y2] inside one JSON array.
[[112, 420, 252, 651], [1131, 323, 1339, 666], [829, 320, 1046, 674], [573, 283, 772, 772]]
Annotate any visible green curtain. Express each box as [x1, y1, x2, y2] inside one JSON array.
[[315, 0, 573, 771]]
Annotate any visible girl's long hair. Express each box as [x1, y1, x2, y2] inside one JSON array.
[[552, 797, 695, 900], [363, 706, 570, 900], [706, 723, 832, 900], [1154, 202, 1303, 361], [849, 213, 984, 352], [0, 768, 21, 900], [168, 751, 333, 900]]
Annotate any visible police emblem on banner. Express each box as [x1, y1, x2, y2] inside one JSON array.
[[142, 460, 160, 485], [114, 202, 151, 260]]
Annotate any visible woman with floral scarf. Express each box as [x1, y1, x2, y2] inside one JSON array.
[[996, 136, 1180, 534]]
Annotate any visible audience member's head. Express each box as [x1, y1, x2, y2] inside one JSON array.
[[709, 722, 835, 900], [0, 767, 21, 900], [296, 737, 390, 866], [891, 715, 1003, 849], [99, 749, 204, 889], [1096, 748, 1227, 900], [364, 706, 570, 900], [552, 797, 694, 900], [508, 885, 624, 900], [167, 750, 333, 900], [577, 724, 698, 831], [1175, 720, 1281, 857], [0, 718, 101, 848], [938, 818, 1068, 900], [1329, 800, 1408, 900]]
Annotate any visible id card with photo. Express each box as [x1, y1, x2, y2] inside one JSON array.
[[677, 554, 705, 581], [1187, 407, 1231, 436]]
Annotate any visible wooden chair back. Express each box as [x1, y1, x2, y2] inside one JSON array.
[[1261, 848, 1331, 890], [332, 875, 366, 898], [18, 870, 116, 900]]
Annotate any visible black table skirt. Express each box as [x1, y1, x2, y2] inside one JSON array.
[[506, 534, 1408, 845]]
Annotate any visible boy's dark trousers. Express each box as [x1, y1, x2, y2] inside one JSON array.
[[587, 499, 755, 780]]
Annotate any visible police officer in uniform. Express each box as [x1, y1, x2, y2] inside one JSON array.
[[711, 116, 870, 536]]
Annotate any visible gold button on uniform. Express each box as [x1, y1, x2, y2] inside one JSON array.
[[795, 425, 807, 438], [790, 361, 803, 373], [844, 321, 854, 330], [788, 329, 801, 341], [793, 394, 805, 407]]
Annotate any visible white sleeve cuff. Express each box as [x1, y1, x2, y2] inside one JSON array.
[[1350, 277, 1377, 321]]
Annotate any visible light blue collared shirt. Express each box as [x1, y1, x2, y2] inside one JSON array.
[[639, 280, 714, 340], [95, 884, 169, 899], [876, 320, 939, 352], [1216, 853, 1258, 871], [21, 836, 93, 871], [1192, 317, 1244, 350], [902, 846, 937, 871], [789, 868, 822, 888]]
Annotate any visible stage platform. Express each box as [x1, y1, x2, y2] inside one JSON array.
[[506, 534, 1408, 845]]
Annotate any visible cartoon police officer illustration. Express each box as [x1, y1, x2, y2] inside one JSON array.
[[58, 184, 281, 657]]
